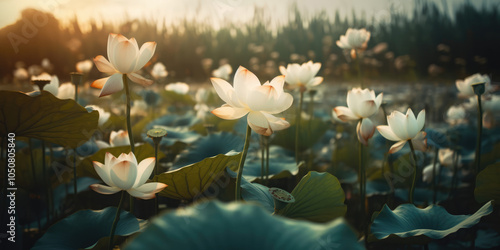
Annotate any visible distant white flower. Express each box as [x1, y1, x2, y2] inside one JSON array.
[[165, 82, 189, 95], [110, 130, 130, 147], [131, 100, 148, 117], [456, 73, 491, 98], [41, 58, 52, 70], [279, 61, 323, 92], [76, 60, 93, 74], [446, 105, 467, 125], [13, 68, 29, 80], [483, 95, 500, 112], [336, 28, 371, 53], [422, 164, 441, 183], [86, 105, 111, 127], [439, 148, 460, 167], [57, 83, 75, 100], [212, 64, 233, 80], [151, 62, 168, 79]]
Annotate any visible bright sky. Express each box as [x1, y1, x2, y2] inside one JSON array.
[[0, 0, 496, 31]]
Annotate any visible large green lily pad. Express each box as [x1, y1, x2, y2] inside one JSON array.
[[475, 162, 500, 203], [0, 91, 98, 148], [155, 153, 241, 200], [278, 171, 347, 222]]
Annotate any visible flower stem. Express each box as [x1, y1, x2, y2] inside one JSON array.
[[358, 139, 368, 246], [265, 136, 270, 185], [354, 50, 364, 89], [108, 191, 125, 250], [260, 135, 265, 181], [123, 74, 135, 213], [73, 149, 78, 206], [295, 90, 304, 164], [408, 140, 418, 205], [235, 125, 252, 201], [432, 147, 438, 204], [474, 95, 483, 176], [153, 140, 159, 215], [41, 140, 50, 223]]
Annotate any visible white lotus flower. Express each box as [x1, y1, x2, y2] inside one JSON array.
[[13, 68, 29, 80], [446, 105, 467, 125], [56, 83, 75, 100], [92, 33, 156, 97], [110, 130, 130, 147], [212, 64, 233, 80], [151, 62, 168, 79], [456, 73, 491, 98], [165, 82, 189, 95], [279, 61, 323, 91], [438, 148, 460, 167], [90, 152, 167, 199], [333, 88, 383, 145], [422, 164, 441, 183], [211, 66, 293, 136], [76, 60, 93, 74], [377, 108, 427, 154], [86, 105, 111, 127], [336, 28, 371, 51]]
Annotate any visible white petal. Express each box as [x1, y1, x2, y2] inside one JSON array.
[[134, 41, 157, 71], [246, 85, 279, 112], [279, 66, 287, 75], [127, 73, 153, 87], [93, 161, 114, 187], [307, 76, 323, 87], [389, 140, 407, 154], [233, 66, 261, 104], [113, 39, 139, 73], [248, 111, 271, 136], [377, 125, 401, 141], [267, 75, 285, 95], [406, 108, 419, 138], [387, 111, 409, 139], [268, 93, 293, 114], [110, 160, 137, 190], [263, 113, 290, 133], [98, 73, 123, 97], [411, 131, 427, 152], [90, 184, 121, 195], [127, 182, 167, 200], [134, 157, 156, 188], [93, 55, 117, 74], [333, 106, 359, 121], [91, 77, 108, 90], [357, 118, 375, 146], [211, 77, 241, 107], [212, 105, 249, 120], [416, 109, 426, 132]]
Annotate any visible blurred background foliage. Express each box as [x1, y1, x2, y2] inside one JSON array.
[[0, 1, 498, 84]]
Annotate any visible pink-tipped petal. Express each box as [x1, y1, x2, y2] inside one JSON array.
[[99, 73, 123, 97], [211, 105, 249, 120], [333, 106, 359, 121], [308, 76, 323, 87], [90, 184, 121, 195], [93, 55, 117, 74], [279, 66, 287, 76], [91, 77, 108, 90], [234, 66, 261, 103], [113, 40, 139, 73], [389, 140, 407, 154], [127, 183, 167, 200], [248, 111, 271, 136], [210, 77, 240, 107], [127, 73, 153, 86], [110, 160, 137, 190], [263, 113, 290, 133]]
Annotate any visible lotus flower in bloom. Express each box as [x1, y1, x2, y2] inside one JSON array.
[[92, 33, 156, 97], [90, 152, 167, 199], [333, 88, 383, 145], [151, 62, 168, 79], [211, 66, 293, 136], [76, 60, 93, 74], [110, 130, 130, 147], [212, 63, 233, 80], [456, 73, 491, 98], [377, 108, 427, 153], [165, 82, 189, 95], [279, 61, 323, 92], [336, 28, 371, 58]]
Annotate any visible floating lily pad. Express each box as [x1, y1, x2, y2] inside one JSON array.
[[77, 144, 162, 180], [124, 201, 363, 250], [172, 132, 243, 169], [145, 113, 199, 131], [155, 153, 241, 200], [32, 207, 145, 250], [0, 91, 98, 148], [278, 171, 347, 222], [371, 201, 493, 240], [143, 126, 200, 147], [475, 162, 500, 203]]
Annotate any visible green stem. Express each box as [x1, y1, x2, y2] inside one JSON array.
[[153, 141, 159, 215], [41, 140, 50, 223], [260, 135, 264, 181], [108, 191, 125, 250], [123, 74, 135, 213], [235, 125, 252, 201], [359, 139, 368, 246], [295, 90, 304, 164], [432, 147, 438, 204], [73, 149, 78, 206], [265, 136, 270, 185], [408, 140, 418, 205], [474, 95, 483, 176], [354, 50, 364, 89]]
